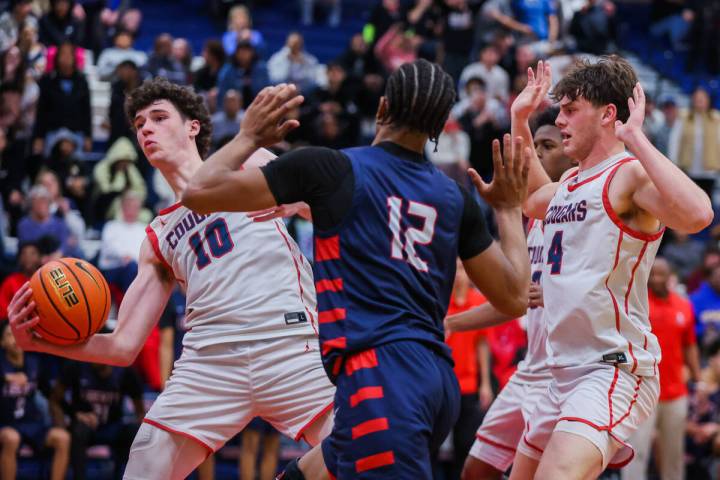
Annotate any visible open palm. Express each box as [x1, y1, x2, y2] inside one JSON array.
[[511, 60, 552, 119], [615, 82, 646, 144]]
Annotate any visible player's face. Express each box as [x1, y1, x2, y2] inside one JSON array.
[[555, 96, 604, 161], [534, 125, 574, 182], [134, 100, 199, 166]]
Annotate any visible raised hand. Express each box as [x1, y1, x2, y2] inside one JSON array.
[[6, 282, 41, 351], [510, 60, 552, 120], [238, 83, 305, 148], [246, 202, 312, 222], [614, 82, 646, 144], [470, 134, 530, 209]]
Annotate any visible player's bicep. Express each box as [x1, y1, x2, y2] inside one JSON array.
[[462, 242, 527, 316]]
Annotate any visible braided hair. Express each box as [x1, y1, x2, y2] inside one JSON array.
[[382, 59, 456, 150]]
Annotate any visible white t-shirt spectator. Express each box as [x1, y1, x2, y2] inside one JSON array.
[[98, 219, 146, 270]]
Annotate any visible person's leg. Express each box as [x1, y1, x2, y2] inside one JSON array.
[[45, 427, 71, 480], [260, 432, 281, 480], [197, 454, 215, 480], [534, 431, 607, 480], [461, 456, 504, 480], [123, 422, 212, 480], [508, 452, 540, 480], [621, 403, 657, 480], [452, 394, 484, 479], [240, 429, 261, 480], [0, 427, 20, 480], [657, 396, 688, 480], [70, 421, 93, 480]]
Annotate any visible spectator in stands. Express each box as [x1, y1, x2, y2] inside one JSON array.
[[668, 87, 720, 192], [41, 128, 90, 212], [642, 94, 666, 150], [39, 0, 84, 47], [222, 5, 265, 56], [692, 262, 720, 349], [108, 60, 142, 145], [144, 33, 187, 85], [663, 230, 706, 283], [216, 39, 269, 105], [373, 23, 421, 73], [687, 0, 720, 75], [36, 168, 85, 248], [32, 41, 92, 155], [444, 259, 493, 479], [306, 62, 358, 136], [78, 0, 142, 57], [650, 0, 695, 51], [0, 241, 41, 322], [91, 136, 148, 223], [425, 116, 470, 185], [267, 32, 319, 93], [623, 257, 701, 480], [50, 361, 144, 480], [440, 0, 479, 82], [335, 33, 382, 81], [301, 0, 341, 27], [569, 0, 617, 55], [406, 0, 444, 47], [364, 0, 406, 45], [511, 0, 560, 48], [17, 185, 78, 257], [194, 39, 225, 97], [239, 419, 281, 480], [16, 22, 46, 80], [477, 0, 535, 45], [210, 89, 243, 149], [171, 37, 193, 85], [657, 96, 679, 156], [686, 339, 720, 479], [0, 0, 37, 53], [459, 44, 510, 103], [0, 45, 39, 146], [0, 322, 70, 480], [96, 30, 147, 81]]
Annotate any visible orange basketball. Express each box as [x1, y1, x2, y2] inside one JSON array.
[[29, 258, 111, 345]]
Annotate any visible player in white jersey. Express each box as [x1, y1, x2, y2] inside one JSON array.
[[507, 57, 713, 480], [444, 106, 574, 480], [6, 78, 335, 480]]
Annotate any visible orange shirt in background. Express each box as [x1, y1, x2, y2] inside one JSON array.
[[445, 288, 487, 395]]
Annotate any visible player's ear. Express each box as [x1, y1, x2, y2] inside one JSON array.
[[601, 103, 617, 126], [187, 119, 201, 137], [376, 96, 389, 124]]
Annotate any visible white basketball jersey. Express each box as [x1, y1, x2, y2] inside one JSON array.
[[514, 219, 551, 383], [542, 153, 663, 376], [146, 203, 318, 348]]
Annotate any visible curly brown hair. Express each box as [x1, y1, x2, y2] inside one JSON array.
[[125, 77, 212, 158], [552, 55, 638, 123]]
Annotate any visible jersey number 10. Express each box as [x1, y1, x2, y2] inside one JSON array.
[[189, 218, 235, 269], [387, 196, 437, 273]]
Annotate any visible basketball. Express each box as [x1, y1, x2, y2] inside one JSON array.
[[28, 258, 111, 346]]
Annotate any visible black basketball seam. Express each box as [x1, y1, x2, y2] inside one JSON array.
[[39, 268, 81, 338], [58, 259, 93, 338], [73, 260, 107, 334], [34, 322, 78, 341]]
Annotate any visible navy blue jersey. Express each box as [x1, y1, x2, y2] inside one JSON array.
[[0, 353, 46, 424], [61, 362, 142, 426], [315, 146, 465, 378]]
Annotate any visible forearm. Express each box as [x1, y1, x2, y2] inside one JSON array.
[[686, 344, 702, 382], [446, 302, 515, 332], [511, 111, 550, 194], [495, 207, 531, 294], [30, 331, 135, 366], [626, 130, 713, 230], [478, 338, 492, 388]]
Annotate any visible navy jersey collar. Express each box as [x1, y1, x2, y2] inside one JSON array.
[[376, 141, 427, 164]]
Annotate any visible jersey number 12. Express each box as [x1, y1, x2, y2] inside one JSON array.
[[387, 196, 437, 272]]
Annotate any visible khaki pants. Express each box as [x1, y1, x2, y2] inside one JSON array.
[[622, 396, 688, 480]]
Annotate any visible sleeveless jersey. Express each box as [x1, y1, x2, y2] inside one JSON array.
[[313, 146, 463, 381], [146, 203, 317, 348], [542, 153, 663, 376], [0, 353, 43, 424], [513, 218, 551, 384]]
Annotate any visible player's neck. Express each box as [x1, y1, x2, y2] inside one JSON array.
[[157, 150, 205, 202], [373, 126, 427, 154], [576, 138, 625, 172]]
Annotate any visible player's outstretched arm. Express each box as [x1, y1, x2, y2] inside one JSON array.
[[7, 239, 175, 366], [445, 302, 515, 334], [464, 135, 531, 317], [617, 83, 713, 233], [182, 83, 304, 214]]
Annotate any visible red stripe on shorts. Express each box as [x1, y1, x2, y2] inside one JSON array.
[[319, 308, 346, 324], [315, 236, 340, 261], [351, 418, 390, 439], [350, 387, 384, 407], [345, 349, 379, 376], [322, 337, 347, 356], [476, 433, 516, 453], [355, 451, 395, 473], [316, 278, 343, 293]]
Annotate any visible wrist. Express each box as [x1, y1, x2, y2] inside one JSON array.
[[621, 128, 647, 149], [235, 131, 260, 149]]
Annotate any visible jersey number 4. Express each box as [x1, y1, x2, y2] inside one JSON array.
[[387, 196, 437, 272], [189, 218, 235, 269], [547, 231, 563, 275]]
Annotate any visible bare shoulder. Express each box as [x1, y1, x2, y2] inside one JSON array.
[[559, 166, 579, 183]]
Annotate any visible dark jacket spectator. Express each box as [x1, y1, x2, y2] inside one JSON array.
[[144, 33, 187, 85], [38, 0, 85, 47], [216, 39, 269, 105]]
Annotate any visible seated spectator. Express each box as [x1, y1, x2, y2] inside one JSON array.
[[98, 191, 146, 292], [0, 0, 37, 53], [267, 32, 319, 93], [373, 23, 420, 73], [17, 185, 78, 257], [657, 96, 679, 156], [171, 37, 193, 85], [425, 117, 470, 185], [511, 0, 560, 45], [210, 89, 243, 149], [569, 0, 616, 55], [363, 0, 407, 45], [194, 38, 225, 96], [642, 94, 666, 152], [222, 5, 265, 56], [240, 419, 281, 480], [16, 22, 46, 80], [0, 322, 70, 480], [96, 30, 147, 81], [459, 44, 510, 103], [108, 60, 142, 145], [306, 62, 359, 140], [440, 0, 480, 81], [78, 0, 142, 57], [309, 111, 354, 149], [216, 39, 269, 105], [301, 0, 341, 27], [650, 0, 694, 52], [692, 263, 720, 349], [0, 45, 39, 144], [50, 361, 144, 480], [335, 33, 382, 81], [91, 136, 148, 223], [686, 339, 720, 479], [36, 168, 85, 243], [144, 33, 187, 85], [41, 128, 90, 211], [32, 41, 91, 155], [38, 0, 84, 47], [477, 0, 535, 45], [0, 241, 41, 322]]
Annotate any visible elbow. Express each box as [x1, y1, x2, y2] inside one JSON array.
[[109, 335, 141, 367], [498, 298, 528, 318], [684, 204, 714, 234], [180, 186, 210, 214]]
